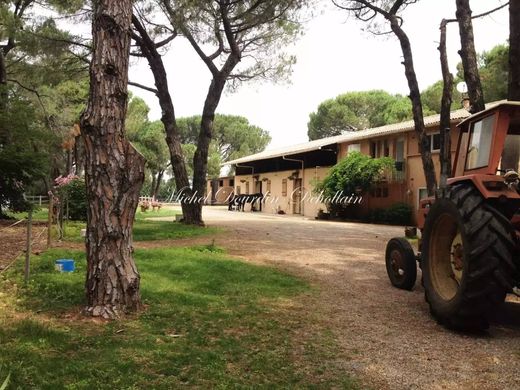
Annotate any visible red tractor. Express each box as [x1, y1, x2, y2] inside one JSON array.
[[386, 101, 520, 330]]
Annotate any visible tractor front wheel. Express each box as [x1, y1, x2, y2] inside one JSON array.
[[421, 184, 516, 330], [385, 237, 417, 291]]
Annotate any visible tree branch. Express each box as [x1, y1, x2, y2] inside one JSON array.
[[128, 81, 158, 94]]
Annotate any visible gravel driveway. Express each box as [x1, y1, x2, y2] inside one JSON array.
[[193, 206, 520, 390]]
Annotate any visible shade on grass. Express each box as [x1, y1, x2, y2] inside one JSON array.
[[0, 248, 357, 389], [59, 220, 218, 242]]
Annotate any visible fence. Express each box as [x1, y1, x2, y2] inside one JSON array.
[[24, 195, 49, 206]]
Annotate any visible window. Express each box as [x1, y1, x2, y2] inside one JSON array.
[[282, 179, 287, 196], [369, 184, 389, 198], [266, 180, 271, 193], [245, 181, 250, 194], [219, 180, 224, 187], [383, 140, 390, 157], [427, 133, 441, 152], [236, 186, 241, 195], [466, 114, 495, 170], [347, 143, 361, 153], [229, 179, 234, 187], [370, 141, 377, 158], [395, 139, 405, 171], [500, 134, 520, 173]]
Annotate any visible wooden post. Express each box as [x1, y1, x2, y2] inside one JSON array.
[[47, 195, 53, 248], [25, 208, 32, 284]]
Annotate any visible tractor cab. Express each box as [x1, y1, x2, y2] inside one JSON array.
[[417, 102, 520, 230], [453, 101, 520, 179]]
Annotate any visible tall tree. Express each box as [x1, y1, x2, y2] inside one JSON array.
[[80, 0, 145, 319], [333, 0, 437, 195], [509, 0, 520, 100], [132, 0, 302, 224], [455, 0, 485, 113]]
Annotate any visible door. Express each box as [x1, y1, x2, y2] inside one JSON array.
[[292, 178, 302, 214], [254, 181, 262, 211]]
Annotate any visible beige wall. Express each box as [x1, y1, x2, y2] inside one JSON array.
[[336, 123, 461, 223], [206, 177, 235, 205], [235, 166, 332, 217]]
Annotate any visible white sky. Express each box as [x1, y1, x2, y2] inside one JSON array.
[[128, 0, 510, 150]]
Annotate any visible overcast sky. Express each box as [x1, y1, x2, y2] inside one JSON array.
[[128, 0, 510, 150]]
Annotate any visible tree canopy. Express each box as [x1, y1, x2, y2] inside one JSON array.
[[307, 90, 434, 141], [177, 114, 271, 177]]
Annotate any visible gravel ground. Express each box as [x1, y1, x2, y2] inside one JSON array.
[[180, 206, 520, 390]]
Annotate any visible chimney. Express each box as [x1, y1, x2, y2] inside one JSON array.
[[461, 92, 470, 110]]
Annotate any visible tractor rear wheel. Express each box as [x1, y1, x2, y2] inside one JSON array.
[[385, 237, 417, 290], [422, 184, 516, 330]]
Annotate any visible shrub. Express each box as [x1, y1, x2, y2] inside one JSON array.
[[65, 178, 87, 221], [315, 151, 394, 217], [55, 177, 87, 221], [369, 202, 412, 226]]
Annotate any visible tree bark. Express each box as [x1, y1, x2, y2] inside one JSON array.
[[131, 16, 202, 224], [80, 0, 145, 319], [456, 0, 486, 113], [438, 19, 454, 193], [191, 76, 231, 222], [389, 16, 437, 195], [509, 0, 520, 101]]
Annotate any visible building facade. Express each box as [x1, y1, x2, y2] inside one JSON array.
[[222, 107, 478, 222]]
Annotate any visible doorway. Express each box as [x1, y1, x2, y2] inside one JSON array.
[[292, 178, 302, 214], [254, 180, 262, 211]]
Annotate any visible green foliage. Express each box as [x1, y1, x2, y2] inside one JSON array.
[[368, 203, 412, 226], [0, 95, 50, 215], [307, 90, 431, 140], [423, 43, 509, 115], [0, 369, 10, 390], [478, 44, 509, 102], [177, 114, 271, 177], [420, 80, 463, 114], [61, 178, 87, 221], [315, 152, 394, 217], [316, 152, 394, 198]]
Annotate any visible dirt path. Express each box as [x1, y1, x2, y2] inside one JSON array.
[[166, 207, 520, 390]]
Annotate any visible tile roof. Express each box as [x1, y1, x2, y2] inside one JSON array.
[[225, 106, 477, 166]]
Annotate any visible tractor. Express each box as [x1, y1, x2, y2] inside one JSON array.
[[385, 101, 520, 330]]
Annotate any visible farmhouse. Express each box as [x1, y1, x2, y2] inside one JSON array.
[[217, 105, 498, 223]]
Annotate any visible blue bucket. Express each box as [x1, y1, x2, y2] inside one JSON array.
[[55, 259, 75, 272]]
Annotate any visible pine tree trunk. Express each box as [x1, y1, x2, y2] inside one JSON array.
[[509, 0, 520, 101], [153, 170, 164, 199], [438, 19, 454, 192], [131, 16, 202, 224], [80, 0, 145, 319], [191, 80, 225, 224], [456, 0, 486, 113], [389, 16, 437, 195]]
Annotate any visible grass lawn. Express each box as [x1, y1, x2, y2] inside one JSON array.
[[11, 206, 218, 243], [7, 207, 50, 222], [60, 220, 219, 243], [134, 206, 181, 221], [0, 247, 357, 389]]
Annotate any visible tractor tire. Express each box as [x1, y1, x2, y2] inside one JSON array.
[[385, 237, 417, 291], [422, 184, 517, 330]]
